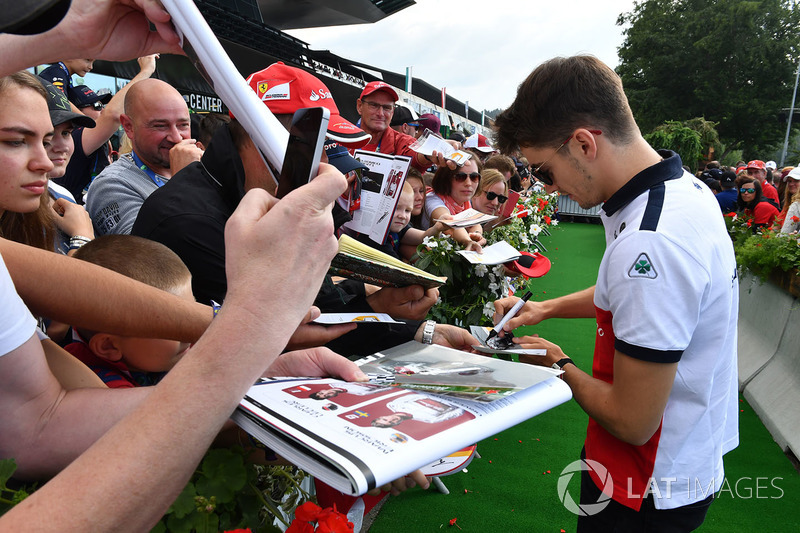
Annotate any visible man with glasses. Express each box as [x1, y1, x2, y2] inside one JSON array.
[[356, 81, 455, 172], [493, 55, 738, 531], [745, 160, 780, 207], [54, 54, 159, 202]]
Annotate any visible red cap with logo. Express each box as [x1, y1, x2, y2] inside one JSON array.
[[359, 81, 399, 101], [746, 160, 766, 171], [246, 62, 371, 147]]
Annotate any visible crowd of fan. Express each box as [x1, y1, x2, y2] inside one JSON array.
[[696, 159, 800, 233]]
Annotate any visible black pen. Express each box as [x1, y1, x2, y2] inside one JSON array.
[[487, 291, 533, 341]]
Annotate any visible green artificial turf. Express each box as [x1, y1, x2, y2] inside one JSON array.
[[368, 221, 800, 532]]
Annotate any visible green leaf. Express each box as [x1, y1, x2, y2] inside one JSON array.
[[168, 482, 198, 519], [0, 459, 17, 487], [196, 450, 248, 504]]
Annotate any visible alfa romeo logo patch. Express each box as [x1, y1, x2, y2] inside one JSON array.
[[628, 253, 658, 279]]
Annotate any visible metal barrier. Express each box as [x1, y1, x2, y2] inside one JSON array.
[[557, 195, 602, 218]]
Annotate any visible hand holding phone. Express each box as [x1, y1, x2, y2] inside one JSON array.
[[276, 107, 330, 199]]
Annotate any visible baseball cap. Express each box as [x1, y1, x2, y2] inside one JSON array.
[[504, 252, 551, 278], [246, 62, 371, 147], [43, 81, 96, 128], [1, 0, 69, 35], [390, 105, 420, 127], [719, 170, 736, 187], [417, 113, 441, 135], [746, 160, 766, 171], [324, 141, 368, 175], [69, 85, 113, 108], [701, 168, 723, 181], [766, 160, 777, 171], [359, 81, 399, 101], [787, 167, 800, 181], [464, 133, 495, 153]]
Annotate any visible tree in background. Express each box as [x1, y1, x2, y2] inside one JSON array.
[[644, 117, 722, 171], [616, 0, 800, 157]]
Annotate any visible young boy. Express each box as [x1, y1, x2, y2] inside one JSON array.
[[65, 235, 195, 388], [355, 182, 448, 261]]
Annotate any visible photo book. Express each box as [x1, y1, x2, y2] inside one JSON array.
[[232, 342, 571, 495]]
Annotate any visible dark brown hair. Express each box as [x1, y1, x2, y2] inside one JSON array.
[[494, 55, 638, 153]]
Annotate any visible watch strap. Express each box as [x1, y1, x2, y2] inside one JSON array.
[[422, 320, 436, 344], [552, 357, 574, 370]]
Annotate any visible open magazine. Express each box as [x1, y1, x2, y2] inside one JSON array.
[[232, 342, 571, 496], [343, 151, 411, 245]]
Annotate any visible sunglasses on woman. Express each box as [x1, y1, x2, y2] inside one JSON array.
[[740, 187, 756, 194], [485, 191, 508, 203], [531, 130, 603, 186], [454, 171, 481, 183]]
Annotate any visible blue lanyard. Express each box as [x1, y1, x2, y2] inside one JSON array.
[[131, 151, 168, 187]]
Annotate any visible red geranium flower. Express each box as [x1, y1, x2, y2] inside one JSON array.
[[792, 215, 799, 223]]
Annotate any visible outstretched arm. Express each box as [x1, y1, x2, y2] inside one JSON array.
[[0, 164, 348, 531], [0, 238, 212, 342], [0, 0, 183, 76]]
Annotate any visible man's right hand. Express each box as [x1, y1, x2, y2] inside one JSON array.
[[366, 285, 438, 320], [224, 163, 346, 343], [492, 296, 546, 332]]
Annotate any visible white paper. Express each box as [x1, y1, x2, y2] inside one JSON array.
[[313, 313, 402, 325], [409, 129, 473, 166], [458, 240, 521, 265], [436, 208, 497, 228]]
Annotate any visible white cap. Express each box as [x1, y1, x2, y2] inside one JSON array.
[[766, 160, 777, 170], [787, 167, 800, 180]]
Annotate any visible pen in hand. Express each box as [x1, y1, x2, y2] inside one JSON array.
[[487, 291, 533, 341]]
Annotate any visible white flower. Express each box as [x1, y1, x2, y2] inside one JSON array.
[[425, 237, 438, 248], [530, 224, 542, 236], [521, 233, 529, 244], [482, 301, 496, 319], [475, 264, 488, 277], [551, 219, 559, 226], [488, 281, 500, 292]]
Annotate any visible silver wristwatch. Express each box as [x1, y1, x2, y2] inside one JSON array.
[[421, 320, 436, 344]]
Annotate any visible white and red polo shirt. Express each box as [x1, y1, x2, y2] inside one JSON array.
[[588, 151, 739, 511]]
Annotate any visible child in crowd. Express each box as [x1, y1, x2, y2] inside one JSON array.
[[64, 235, 195, 387], [356, 182, 449, 261]]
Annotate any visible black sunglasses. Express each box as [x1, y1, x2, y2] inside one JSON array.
[[454, 171, 481, 183], [82, 102, 104, 111], [531, 130, 602, 186], [486, 191, 508, 203]]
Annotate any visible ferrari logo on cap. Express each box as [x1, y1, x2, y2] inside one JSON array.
[[257, 82, 268, 96]]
